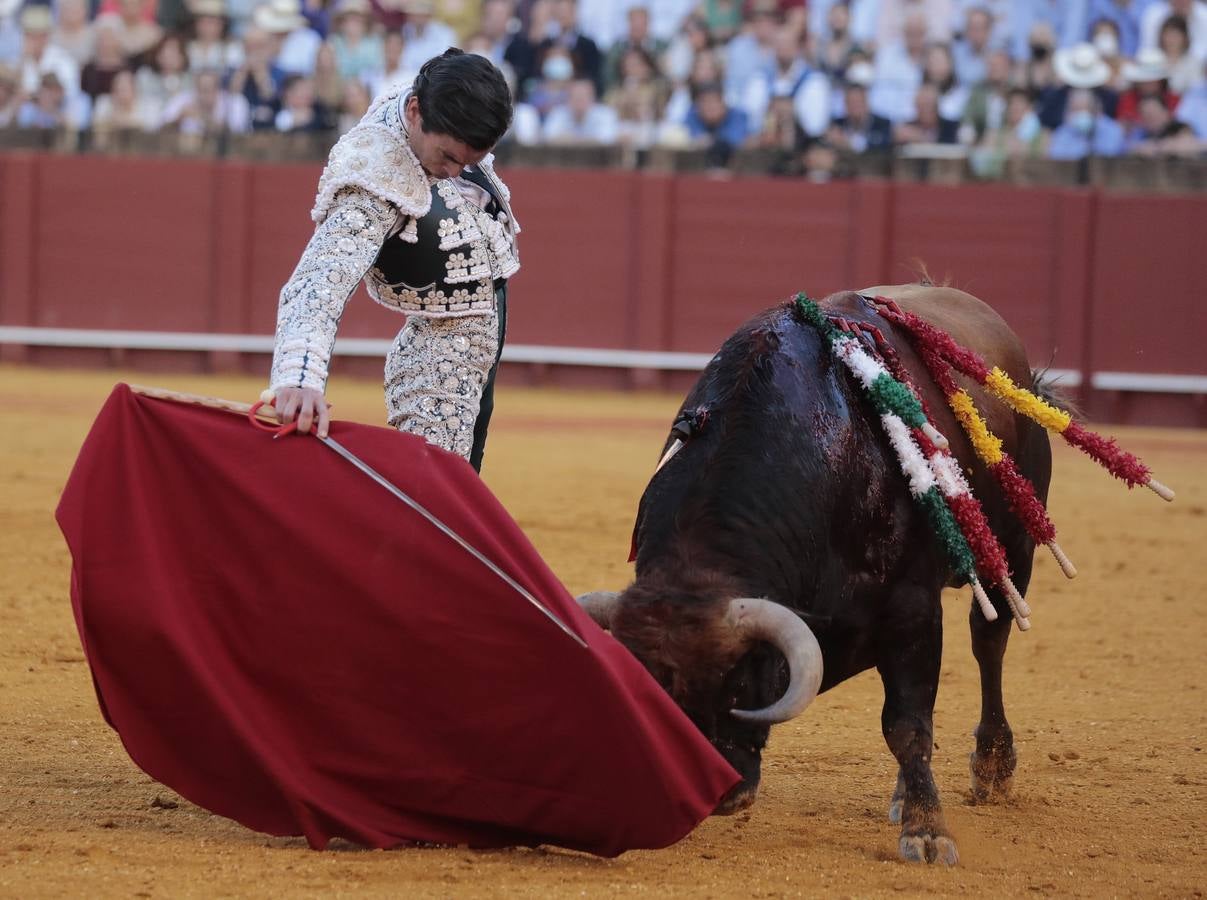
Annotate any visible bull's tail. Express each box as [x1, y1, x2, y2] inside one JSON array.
[[1031, 365, 1081, 421]]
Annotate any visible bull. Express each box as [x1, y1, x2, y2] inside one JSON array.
[[578, 284, 1054, 865]]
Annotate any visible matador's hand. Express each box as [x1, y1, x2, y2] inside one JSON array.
[[269, 387, 331, 439]]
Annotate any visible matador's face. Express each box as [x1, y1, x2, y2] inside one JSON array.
[[403, 95, 491, 181]]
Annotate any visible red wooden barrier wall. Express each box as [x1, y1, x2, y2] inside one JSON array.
[[1, 151, 1204, 424]]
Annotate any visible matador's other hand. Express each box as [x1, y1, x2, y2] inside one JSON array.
[[269, 387, 331, 439]]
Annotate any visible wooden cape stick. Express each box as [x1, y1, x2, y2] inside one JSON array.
[[129, 384, 279, 425]]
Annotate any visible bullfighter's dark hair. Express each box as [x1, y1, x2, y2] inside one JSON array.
[[412, 48, 512, 151]]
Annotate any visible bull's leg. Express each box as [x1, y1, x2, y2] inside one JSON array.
[[877, 590, 957, 865], [968, 593, 1016, 802], [968, 541, 1036, 802], [971, 419, 1050, 803]]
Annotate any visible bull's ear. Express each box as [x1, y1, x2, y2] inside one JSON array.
[[576, 591, 619, 631]]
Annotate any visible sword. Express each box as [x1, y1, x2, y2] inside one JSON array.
[[316, 434, 589, 649]]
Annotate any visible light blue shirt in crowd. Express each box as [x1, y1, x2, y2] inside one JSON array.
[[1176, 83, 1207, 137], [1048, 114, 1126, 158]]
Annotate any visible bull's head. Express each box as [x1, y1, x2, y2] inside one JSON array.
[[578, 579, 822, 814]]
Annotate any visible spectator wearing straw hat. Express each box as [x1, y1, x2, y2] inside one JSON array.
[[255, 0, 321, 74], [229, 23, 286, 126], [187, 0, 244, 73], [17, 5, 81, 105], [1039, 41, 1118, 129], [329, 0, 382, 81], [1139, 0, 1207, 62], [1117, 46, 1180, 130]]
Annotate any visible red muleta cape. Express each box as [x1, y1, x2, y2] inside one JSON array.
[[56, 385, 738, 856]]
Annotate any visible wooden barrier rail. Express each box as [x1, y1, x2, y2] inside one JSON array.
[[1, 150, 1204, 426]]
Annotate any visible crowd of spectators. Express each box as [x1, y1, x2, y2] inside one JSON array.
[[2, 0, 1206, 174]]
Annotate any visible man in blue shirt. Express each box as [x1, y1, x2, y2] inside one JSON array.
[[1048, 87, 1125, 157], [686, 81, 750, 165]]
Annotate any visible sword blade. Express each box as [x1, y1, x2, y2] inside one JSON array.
[[317, 435, 588, 649]]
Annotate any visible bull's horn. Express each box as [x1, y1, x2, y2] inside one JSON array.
[[727, 598, 824, 725], [576, 591, 620, 630]]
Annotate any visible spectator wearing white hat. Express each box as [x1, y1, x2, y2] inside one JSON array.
[[255, 0, 321, 74], [51, 0, 96, 69], [1139, 0, 1207, 62], [1038, 41, 1118, 129], [17, 5, 82, 109], [1117, 46, 1179, 131], [329, 0, 382, 80], [187, 0, 245, 73], [1048, 86, 1125, 158], [229, 23, 286, 127], [401, 0, 457, 74]]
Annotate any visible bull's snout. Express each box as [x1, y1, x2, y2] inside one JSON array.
[[713, 781, 759, 816]]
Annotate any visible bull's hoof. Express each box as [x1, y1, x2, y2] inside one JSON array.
[[713, 783, 758, 816], [969, 750, 1015, 803], [899, 831, 959, 866]]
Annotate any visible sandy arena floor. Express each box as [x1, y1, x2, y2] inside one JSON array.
[[1, 365, 1204, 899]]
